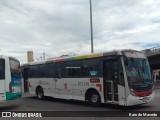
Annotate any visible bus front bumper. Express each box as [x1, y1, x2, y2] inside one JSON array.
[[126, 91, 155, 106]]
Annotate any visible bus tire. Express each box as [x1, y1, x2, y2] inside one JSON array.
[[36, 87, 44, 100], [88, 91, 101, 107]]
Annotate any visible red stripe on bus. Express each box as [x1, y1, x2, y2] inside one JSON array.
[[96, 84, 102, 92], [55, 59, 64, 62], [134, 90, 153, 97]]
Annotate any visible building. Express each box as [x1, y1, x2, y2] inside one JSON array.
[[142, 47, 160, 86], [27, 51, 34, 62]]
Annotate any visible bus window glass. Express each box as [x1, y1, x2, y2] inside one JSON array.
[[39, 63, 54, 78], [119, 60, 125, 86], [81, 59, 100, 77], [39, 64, 46, 78], [106, 60, 119, 81], [10, 58, 21, 88], [65, 61, 81, 77], [10, 59, 20, 74], [29, 65, 38, 78], [0, 59, 5, 79], [55, 63, 65, 78], [48, 63, 54, 77], [126, 58, 152, 85]]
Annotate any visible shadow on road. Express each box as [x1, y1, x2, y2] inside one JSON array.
[[101, 104, 153, 111], [23, 95, 153, 111], [24, 96, 89, 106], [0, 105, 20, 111]]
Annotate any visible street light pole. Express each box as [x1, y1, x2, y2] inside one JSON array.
[[90, 0, 94, 53]]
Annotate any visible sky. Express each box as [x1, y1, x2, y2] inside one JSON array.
[[0, 0, 160, 63]]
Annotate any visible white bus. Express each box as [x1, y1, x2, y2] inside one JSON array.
[[22, 50, 155, 106], [0, 56, 22, 103]]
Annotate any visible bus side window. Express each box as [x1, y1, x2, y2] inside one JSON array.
[[81, 59, 100, 77], [65, 61, 81, 78], [29, 65, 38, 78], [55, 63, 64, 78], [48, 63, 54, 78], [39, 64, 45, 78], [38, 63, 54, 78], [0, 59, 5, 80]]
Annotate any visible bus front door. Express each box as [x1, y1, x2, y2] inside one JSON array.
[[22, 67, 29, 93], [104, 60, 119, 103]]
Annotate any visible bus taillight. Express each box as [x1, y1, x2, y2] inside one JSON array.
[[9, 82, 12, 93]]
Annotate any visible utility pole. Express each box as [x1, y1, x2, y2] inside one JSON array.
[[90, 0, 94, 53]]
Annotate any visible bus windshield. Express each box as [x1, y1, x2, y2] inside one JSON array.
[[126, 58, 153, 90]]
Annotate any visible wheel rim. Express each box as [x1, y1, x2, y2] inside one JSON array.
[[38, 89, 43, 99], [91, 94, 98, 103], [38, 93, 42, 99]]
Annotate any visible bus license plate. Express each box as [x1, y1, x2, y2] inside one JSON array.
[[142, 97, 150, 102]]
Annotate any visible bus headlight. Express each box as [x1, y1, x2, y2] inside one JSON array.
[[130, 88, 135, 96]]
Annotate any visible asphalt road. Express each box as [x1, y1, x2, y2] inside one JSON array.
[[0, 89, 160, 120]]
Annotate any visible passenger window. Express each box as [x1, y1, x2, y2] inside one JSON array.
[[0, 59, 5, 80], [29, 65, 38, 78], [55, 63, 65, 78], [81, 59, 100, 77], [65, 61, 81, 77]]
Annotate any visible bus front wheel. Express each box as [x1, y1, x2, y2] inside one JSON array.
[[36, 87, 44, 100], [88, 91, 101, 107]]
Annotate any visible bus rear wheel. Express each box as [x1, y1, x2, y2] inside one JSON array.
[[36, 87, 44, 100], [88, 91, 101, 107]]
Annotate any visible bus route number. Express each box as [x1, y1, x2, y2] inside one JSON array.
[[78, 82, 89, 87]]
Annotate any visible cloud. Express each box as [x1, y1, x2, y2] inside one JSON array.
[[0, 0, 160, 63]]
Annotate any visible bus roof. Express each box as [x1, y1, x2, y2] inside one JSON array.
[[22, 49, 141, 66], [0, 55, 19, 62]]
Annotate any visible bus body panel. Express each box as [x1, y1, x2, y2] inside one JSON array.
[[22, 50, 154, 106], [0, 80, 6, 101], [126, 91, 155, 106], [7, 74, 22, 100], [7, 58, 22, 100], [118, 85, 126, 106], [5, 57, 12, 100], [29, 77, 104, 102], [0, 56, 22, 102]]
